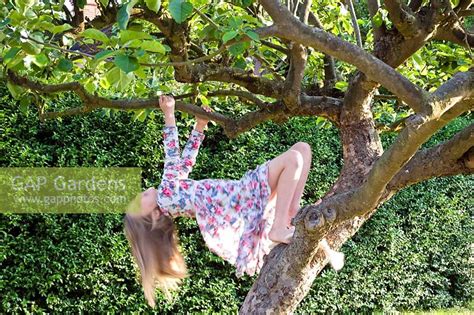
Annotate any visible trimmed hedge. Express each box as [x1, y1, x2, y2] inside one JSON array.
[[1, 86, 472, 313]]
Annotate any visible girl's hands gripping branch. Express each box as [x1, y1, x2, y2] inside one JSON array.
[[195, 105, 213, 133], [159, 95, 176, 127]]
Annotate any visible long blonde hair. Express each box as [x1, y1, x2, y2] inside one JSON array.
[[123, 197, 188, 308]]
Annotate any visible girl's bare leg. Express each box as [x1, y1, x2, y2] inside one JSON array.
[[286, 142, 312, 225], [267, 142, 312, 244]]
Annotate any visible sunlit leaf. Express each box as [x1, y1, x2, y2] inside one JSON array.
[[222, 30, 238, 43], [169, 0, 193, 23], [117, 0, 138, 30], [119, 30, 152, 45], [81, 29, 109, 44], [114, 54, 139, 73], [57, 58, 73, 72], [145, 0, 161, 13], [141, 40, 166, 54]]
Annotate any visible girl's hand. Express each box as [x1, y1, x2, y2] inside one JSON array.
[[160, 95, 176, 126], [195, 105, 212, 132], [159, 95, 175, 114]]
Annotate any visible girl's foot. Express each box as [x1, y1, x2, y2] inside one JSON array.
[[269, 226, 295, 244]]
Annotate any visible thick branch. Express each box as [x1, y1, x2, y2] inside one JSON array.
[[281, 0, 311, 111], [207, 90, 267, 109], [283, 43, 307, 110], [384, 0, 422, 38], [259, 0, 427, 112], [356, 98, 473, 212], [6, 70, 341, 138], [6, 69, 231, 124], [388, 123, 474, 191], [427, 70, 474, 119], [434, 24, 474, 49], [189, 63, 285, 99]]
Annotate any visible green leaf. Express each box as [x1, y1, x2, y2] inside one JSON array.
[[21, 41, 41, 55], [119, 30, 152, 45], [450, 0, 460, 7], [117, 0, 138, 30], [411, 52, 424, 71], [145, 0, 161, 13], [141, 40, 165, 54], [81, 29, 109, 44], [32, 53, 48, 67], [114, 54, 139, 73], [19, 94, 31, 114], [372, 11, 383, 28], [94, 49, 116, 61], [4, 47, 21, 61], [245, 30, 259, 42], [335, 81, 348, 91], [6, 81, 24, 99], [341, 19, 352, 34], [52, 24, 73, 34], [57, 58, 73, 72], [234, 56, 247, 69], [228, 17, 243, 29], [99, 0, 109, 7], [169, 0, 193, 23], [222, 30, 238, 43], [0, 18, 11, 28], [106, 67, 135, 91], [198, 94, 210, 106], [132, 109, 147, 122], [228, 42, 246, 56]]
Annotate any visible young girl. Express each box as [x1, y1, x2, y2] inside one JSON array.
[[123, 95, 344, 308]]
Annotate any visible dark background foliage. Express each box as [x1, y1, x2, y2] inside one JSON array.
[[1, 84, 472, 313]]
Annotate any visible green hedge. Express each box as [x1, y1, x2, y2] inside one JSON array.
[[1, 86, 472, 313]]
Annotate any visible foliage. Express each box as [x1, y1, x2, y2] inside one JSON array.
[[1, 84, 472, 313]]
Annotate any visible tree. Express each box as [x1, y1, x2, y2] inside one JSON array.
[[1, 0, 473, 312]]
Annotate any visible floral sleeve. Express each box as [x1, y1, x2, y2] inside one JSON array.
[[162, 126, 181, 180], [179, 129, 205, 179]]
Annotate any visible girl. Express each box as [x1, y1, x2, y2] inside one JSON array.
[[123, 95, 344, 308]]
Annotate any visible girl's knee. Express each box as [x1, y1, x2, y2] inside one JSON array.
[[290, 142, 312, 162], [285, 150, 305, 169]]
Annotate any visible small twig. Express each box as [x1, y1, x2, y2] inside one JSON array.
[[374, 94, 398, 100], [194, 6, 220, 30], [375, 116, 410, 132], [345, 0, 363, 47], [261, 39, 289, 54], [449, 7, 473, 58]]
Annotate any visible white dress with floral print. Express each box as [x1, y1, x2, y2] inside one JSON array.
[[156, 126, 277, 277]]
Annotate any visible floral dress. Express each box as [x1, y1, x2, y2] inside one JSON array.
[[156, 126, 278, 277]]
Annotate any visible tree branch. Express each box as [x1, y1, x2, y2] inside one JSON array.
[[345, 0, 363, 47], [388, 122, 474, 191], [427, 70, 474, 119], [283, 42, 308, 110], [306, 10, 338, 91], [434, 24, 474, 49], [259, 0, 427, 112], [6, 70, 342, 138], [368, 0, 383, 41], [355, 97, 473, 213], [188, 63, 285, 99], [384, 0, 422, 38], [207, 90, 267, 109]]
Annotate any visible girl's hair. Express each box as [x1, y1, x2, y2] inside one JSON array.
[[123, 196, 188, 308]]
